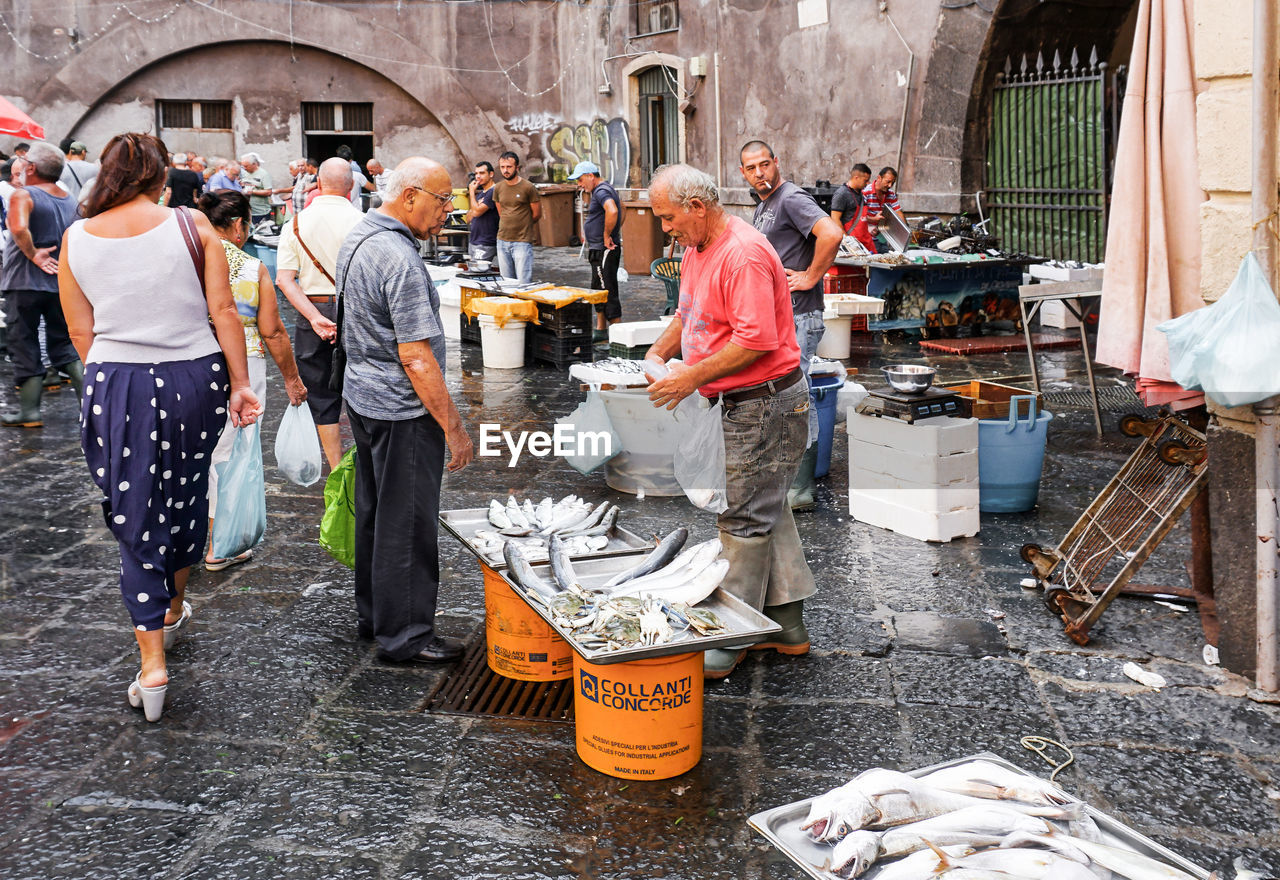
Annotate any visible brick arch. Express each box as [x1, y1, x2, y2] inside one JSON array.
[[33, 0, 507, 161]]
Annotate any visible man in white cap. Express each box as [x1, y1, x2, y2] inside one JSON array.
[[569, 160, 624, 342]]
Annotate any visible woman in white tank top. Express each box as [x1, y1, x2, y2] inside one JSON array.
[[57, 132, 262, 723]]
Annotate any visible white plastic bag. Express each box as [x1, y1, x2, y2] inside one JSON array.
[[617, 266, 630, 285], [556, 389, 621, 475], [835, 380, 868, 421], [274, 403, 323, 487], [211, 423, 267, 559], [673, 394, 728, 513], [1158, 252, 1280, 407]]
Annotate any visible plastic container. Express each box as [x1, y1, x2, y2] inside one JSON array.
[[572, 651, 703, 779], [437, 281, 462, 342], [599, 389, 685, 496], [482, 563, 573, 681], [478, 315, 527, 369], [809, 373, 843, 478], [977, 395, 1053, 512], [816, 314, 853, 359]]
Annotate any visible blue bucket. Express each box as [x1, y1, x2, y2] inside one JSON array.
[[977, 395, 1053, 512], [810, 373, 843, 478]]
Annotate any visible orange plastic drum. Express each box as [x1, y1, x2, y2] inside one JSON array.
[[482, 562, 573, 681], [572, 651, 704, 779]]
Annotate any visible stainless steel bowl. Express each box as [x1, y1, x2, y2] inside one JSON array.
[[881, 364, 937, 393]]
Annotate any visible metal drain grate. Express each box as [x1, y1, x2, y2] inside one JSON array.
[[1040, 386, 1150, 412], [422, 633, 575, 723]]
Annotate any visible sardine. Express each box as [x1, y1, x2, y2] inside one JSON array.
[[602, 527, 689, 587], [1000, 833, 1201, 880], [548, 534, 583, 592], [917, 760, 1075, 807], [502, 541, 559, 599], [559, 505, 619, 538]]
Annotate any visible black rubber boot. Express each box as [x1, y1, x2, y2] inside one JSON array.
[[2, 377, 44, 428], [57, 360, 85, 399], [749, 600, 810, 655]]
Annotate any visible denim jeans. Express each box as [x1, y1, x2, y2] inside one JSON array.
[[717, 378, 816, 605], [794, 309, 826, 446], [497, 240, 534, 283]]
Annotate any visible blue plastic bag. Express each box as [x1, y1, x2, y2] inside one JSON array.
[[274, 403, 323, 486], [1159, 252, 1280, 407], [210, 423, 267, 559]]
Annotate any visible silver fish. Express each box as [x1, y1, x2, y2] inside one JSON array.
[[602, 527, 689, 587], [916, 760, 1076, 807], [488, 499, 513, 530], [503, 541, 559, 599], [1000, 833, 1201, 880]]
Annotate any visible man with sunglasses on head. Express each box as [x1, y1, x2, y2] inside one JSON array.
[[334, 157, 474, 666]]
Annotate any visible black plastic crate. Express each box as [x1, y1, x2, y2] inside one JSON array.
[[460, 313, 481, 344], [534, 299, 595, 337], [609, 342, 650, 360], [526, 328, 593, 367]]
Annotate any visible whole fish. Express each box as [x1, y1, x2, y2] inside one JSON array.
[[1000, 833, 1201, 880], [612, 541, 724, 599], [488, 499, 513, 530], [830, 804, 1061, 877], [916, 759, 1076, 807], [602, 527, 689, 587], [540, 501, 595, 535], [869, 846, 978, 880], [560, 505, 619, 538], [548, 534, 583, 592], [939, 844, 1097, 880], [615, 558, 728, 606], [503, 541, 559, 600], [535, 497, 554, 528]]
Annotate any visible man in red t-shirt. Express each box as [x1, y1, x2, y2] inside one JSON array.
[[645, 164, 817, 680]]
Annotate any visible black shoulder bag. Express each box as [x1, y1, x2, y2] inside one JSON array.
[[330, 229, 392, 394]]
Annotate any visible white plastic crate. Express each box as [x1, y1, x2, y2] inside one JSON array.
[[1027, 263, 1103, 282], [848, 467, 980, 513], [609, 320, 670, 347], [848, 437, 978, 484], [848, 488, 979, 543], [1038, 299, 1081, 329], [847, 412, 978, 457]]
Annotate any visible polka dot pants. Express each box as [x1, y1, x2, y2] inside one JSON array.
[[80, 353, 229, 632]]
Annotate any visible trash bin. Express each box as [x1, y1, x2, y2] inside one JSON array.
[[536, 185, 578, 247], [810, 373, 843, 478], [977, 395, 1053, 512], [622, 201, 664, 276]]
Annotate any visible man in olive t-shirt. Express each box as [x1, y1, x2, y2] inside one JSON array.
[[493, 151, 542, 283]]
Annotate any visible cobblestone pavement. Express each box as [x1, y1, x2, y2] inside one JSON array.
[[2, 247, 1277, 879]]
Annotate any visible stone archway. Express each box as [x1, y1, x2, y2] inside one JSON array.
[[32, 0, 508, 164]]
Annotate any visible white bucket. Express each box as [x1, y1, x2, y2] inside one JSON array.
[[436, 279, 462, 342], [816, 314, 852, 359], [478, 315, 527, 369]]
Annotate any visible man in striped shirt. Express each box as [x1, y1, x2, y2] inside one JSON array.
[[860, 166, 904, 250]]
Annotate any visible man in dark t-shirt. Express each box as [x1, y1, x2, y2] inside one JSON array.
[[830, 163, 874, 253], [163, 153, 204, 208], [569, 160, 624, 342], [740, 139, 843, 511], [465, 160, 499, 263]]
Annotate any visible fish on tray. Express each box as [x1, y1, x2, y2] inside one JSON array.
[[486, 494, 618, 538]]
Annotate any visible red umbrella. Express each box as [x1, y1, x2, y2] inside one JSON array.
[[0, 96, 45, 140]]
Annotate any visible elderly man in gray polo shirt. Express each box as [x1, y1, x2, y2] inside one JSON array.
[[335, 156, 475, 664]]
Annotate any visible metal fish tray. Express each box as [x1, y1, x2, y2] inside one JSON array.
[[439, 507, 655, 570], [496, 553, 782, 665], [747, 752, 1210, 880]]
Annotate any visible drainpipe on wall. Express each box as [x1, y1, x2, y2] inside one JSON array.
[[714, 51, 723, 189], [879, 0, 915, 172], [1252, 0, 1279, 693]]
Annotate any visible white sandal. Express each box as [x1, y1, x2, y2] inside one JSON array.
[[127, 671, 167, 722], [162, 600, 193, 650]]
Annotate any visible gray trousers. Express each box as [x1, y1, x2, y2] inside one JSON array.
[[717, 378, 817, 606]]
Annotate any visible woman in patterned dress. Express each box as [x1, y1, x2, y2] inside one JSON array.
[[57, 133, 262, 722], [196, 190, 307, 570]]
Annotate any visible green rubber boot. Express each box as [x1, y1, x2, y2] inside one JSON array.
[[703, 648, 746, 680], [2, 377, 44, 428], [749, 600, 810, 655], [787, 443, 818, 511], [42, 366, 64, 391], [57, 360, 85, 399]]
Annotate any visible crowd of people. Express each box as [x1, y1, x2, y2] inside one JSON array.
[[1, 122, 902, 716]]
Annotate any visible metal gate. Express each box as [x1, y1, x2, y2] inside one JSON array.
[[984, 47, 1124, 263]]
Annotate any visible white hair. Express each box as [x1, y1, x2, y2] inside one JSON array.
[[239, 152, 262, 166], [172, 152, 188, 166], [651, 163, 720, 209], [383, 163, 430, 202], [25, 142, 64, 181]]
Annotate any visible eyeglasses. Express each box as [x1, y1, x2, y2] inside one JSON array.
[[409, 186, 454, 208]]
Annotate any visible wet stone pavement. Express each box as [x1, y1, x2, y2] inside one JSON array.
[[2, 246, 1278, 879]]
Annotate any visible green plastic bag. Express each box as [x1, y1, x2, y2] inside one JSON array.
[[319, 447, 356, 569]]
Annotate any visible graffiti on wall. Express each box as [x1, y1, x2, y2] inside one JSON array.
[[505, 114, 631, 186]]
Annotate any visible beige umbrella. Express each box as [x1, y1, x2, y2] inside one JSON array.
[[1095, 0, 1203, 411]]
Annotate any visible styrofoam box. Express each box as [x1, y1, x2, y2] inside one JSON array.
[[847, 413, 978, 457], [825, 293, 886, 316], [610, 320, 670, 347], [1028, 263, 1103, 282], [848, 468, 980, 512], [1038, 299, 1081, 329], [849, 488, 980, 543], [848, 438, 978, 484]]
